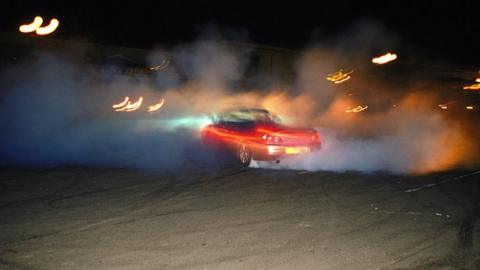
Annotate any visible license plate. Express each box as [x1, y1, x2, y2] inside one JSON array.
[[285, 147, 310, 154]]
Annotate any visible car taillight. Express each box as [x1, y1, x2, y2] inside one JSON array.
[[262, 134, 283, 144], [311, 134, 319, 141]]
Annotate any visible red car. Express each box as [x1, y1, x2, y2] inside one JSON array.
[[201, 109, 321, 167]]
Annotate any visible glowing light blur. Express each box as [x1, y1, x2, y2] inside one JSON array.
[[326, 69, 353, 84], [334, 76, 351, 84], [346, 105, 368, 113], [466, 106, 474, 110], [148, 98, 165, 112], [438, 104, 448, 110], [19, 16, 43, 33], [372, 53, 397, 65], [35, 18, 59, 35], [125, 97, 143, 112], [114, 105, 129, 112], [149, 59, 170, 71], [463, 83, 480, 90], [112, 97, 130, 109], [114, 97, 143, 112]]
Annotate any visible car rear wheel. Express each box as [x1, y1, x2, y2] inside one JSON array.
[[237, 143, 252, 167]]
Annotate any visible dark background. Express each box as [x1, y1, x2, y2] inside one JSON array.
[[1, 1, 479, 66]]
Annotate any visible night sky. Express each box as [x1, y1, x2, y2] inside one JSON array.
[[1, 1, 479, 65]]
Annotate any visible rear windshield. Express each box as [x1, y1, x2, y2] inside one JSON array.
[[216, 110, 278, 123]]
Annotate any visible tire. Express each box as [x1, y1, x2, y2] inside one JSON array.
[[237, 143, 252, 167]]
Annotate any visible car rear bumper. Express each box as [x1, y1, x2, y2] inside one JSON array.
[[252, 143, 321, 160]]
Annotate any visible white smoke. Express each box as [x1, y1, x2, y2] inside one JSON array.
[[0, 23, 477, 174]]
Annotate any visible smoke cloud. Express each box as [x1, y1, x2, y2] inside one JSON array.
[[0, 22, 478, 174]]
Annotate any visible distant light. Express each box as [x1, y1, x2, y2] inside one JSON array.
[[346, 105, 368, 113], [466, 105, 474, 110], [149, 59, 170, 71], [148, 99, 165, 112], [19, 16, 43, 33], [333, 75, 351, 84], [112, 97, 130, 109], [35, 18, 60, 35], [114, 97, 143, 112], [372, 53, 397, 65], [326, 69, 353, 84], [463, 83, 480, 90]]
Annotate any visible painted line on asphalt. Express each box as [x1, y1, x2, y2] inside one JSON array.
[[404, 170, 480, 193]]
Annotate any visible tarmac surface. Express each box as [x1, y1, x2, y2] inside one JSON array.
[[1, 166, 479, 270]]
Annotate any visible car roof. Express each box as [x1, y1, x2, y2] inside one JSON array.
[[219, 108, 270, 115]]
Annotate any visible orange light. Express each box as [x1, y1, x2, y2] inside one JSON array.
[[326, 69, 353, 84], [346, 105, 368, 113], [438, 104, 448, 110], [333, 75, 351, 84], [112, 97, 130, 109], [35, 18, 59, 35], [463, 83, 480, 90], [125, 97, 143, 112], [147, 98, 165, 112], [114, 97, 143, 112], [466, 105, 474, 110], [19, 16, 43, 33], [372, 53, 397, 65]]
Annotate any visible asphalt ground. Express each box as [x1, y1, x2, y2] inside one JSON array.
[[0, 166, 479, 270]]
